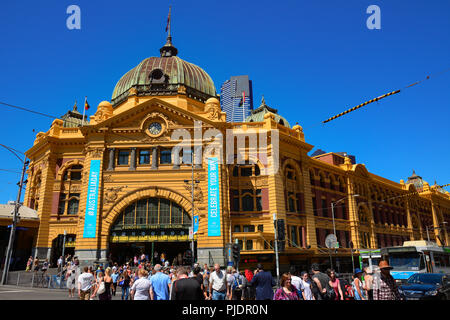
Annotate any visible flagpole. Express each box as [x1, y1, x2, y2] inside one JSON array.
[[82, 96, 86, 125]]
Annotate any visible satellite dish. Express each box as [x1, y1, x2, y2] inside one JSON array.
[[325, 234, 337, 249]]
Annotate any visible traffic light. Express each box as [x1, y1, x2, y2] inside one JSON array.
[[184, 249, 193, 266], [276, 219, 285, 241], [232, 243, 240, 263]]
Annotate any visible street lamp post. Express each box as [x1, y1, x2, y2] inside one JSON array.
[[0, 150, 28, 286], [330, 194, 359, 272]]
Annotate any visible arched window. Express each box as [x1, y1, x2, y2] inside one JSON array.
[[319, 173, 326, 188], [285, 164, 301, 213], [63, 165, 82, 181], [112, 197, 191, 230], [58, 164, 83, 215], [30, 171, 42, 211]]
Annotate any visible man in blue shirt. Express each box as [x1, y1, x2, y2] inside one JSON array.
[[111, 269, 120, 296], [250, 264, 276, 300], [150, 264, 171, 300]]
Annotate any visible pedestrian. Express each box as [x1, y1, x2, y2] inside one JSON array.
[[363, 266, 374, 300], [57, 256, 63, 274], [209, 263, 228, 300], [373, 260, 401, 300], [244, 269, 255, 300], [299, 271, 315, 300], [352, 268, 366, 300], [134, 255, 138, 267], [202, 268, 210, 299], [273, 273, 300, 300], [99, 267, 113, 300], [78, 266, 94, 300], [170, 267, 204, 300], [230, 267, 244, 300], [149, 264, 171, 300], [311, 263, 331, 300], [66, 262, 77, 298], [91, 272, 104, 300], [250, 264, 276, 300], [119, 271, 131, 300], [131, 269, 152, 300], [33, 257, 39, 273], [193, 266, 204, 290], [111, 268, 119, 296], [225, 266, 234, 300], [26, 256, 33, 272], [327, 269, 344, 300], [41, 259, 49, 276], [289, 267, 302, 298]]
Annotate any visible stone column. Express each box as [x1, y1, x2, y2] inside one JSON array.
[[151, 147, 158, 170], [129, 148, 136, 171], [107, 148, 115, 171]]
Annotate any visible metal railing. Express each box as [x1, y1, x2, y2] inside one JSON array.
[[1, 270, 68, 289]]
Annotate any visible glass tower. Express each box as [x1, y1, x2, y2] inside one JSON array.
[[220, 75, 253, 122]]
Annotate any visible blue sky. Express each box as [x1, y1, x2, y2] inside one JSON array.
[[0, 0, 449, 203]]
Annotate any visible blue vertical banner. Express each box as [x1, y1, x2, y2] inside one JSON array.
[[207, 157, 221, 236], [83, 159, 101, 238], [193, 215, 199, 234]]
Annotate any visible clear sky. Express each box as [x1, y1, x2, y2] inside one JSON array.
[[0, 0, 449, 203]]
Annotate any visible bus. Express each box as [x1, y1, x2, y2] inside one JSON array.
[[381, 240, 450, 284], [359, 249, 382, 272]]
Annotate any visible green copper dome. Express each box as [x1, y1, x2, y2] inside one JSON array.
[[111, 39, 216, 106], [245, 96, 290, 128]]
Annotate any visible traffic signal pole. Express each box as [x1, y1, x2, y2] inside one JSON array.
[[273, 214, 280, 287], [1, 155, 27, 285]]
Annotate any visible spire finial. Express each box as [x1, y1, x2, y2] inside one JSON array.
[[160, 6, 178, 57], [261, 95, 266, 105], [73, 100, 78, 112]]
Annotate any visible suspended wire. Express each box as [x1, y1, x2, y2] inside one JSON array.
[[303, 67, 450, 130], [0, 101, 152, 145], [0, 169, 22, 174]]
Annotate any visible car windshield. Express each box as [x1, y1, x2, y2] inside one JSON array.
[[408, 274, 443, 285], [389, 252, 421, 271]]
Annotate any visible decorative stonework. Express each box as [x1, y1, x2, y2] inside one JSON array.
[[84, 147, 104, 158], [184, 183, 204, 203], [104, 186, 127, 203], [103, 174, 113, 183]]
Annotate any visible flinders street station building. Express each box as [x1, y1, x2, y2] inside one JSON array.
[[19, 34, 450, 272]]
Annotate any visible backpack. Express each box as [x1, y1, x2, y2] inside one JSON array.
[[345, 284, 355, 299], [231, 274, 243, 292]]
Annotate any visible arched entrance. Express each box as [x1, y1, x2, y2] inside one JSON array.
[[108, 197, 196, 266]]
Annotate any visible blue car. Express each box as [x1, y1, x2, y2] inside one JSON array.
[[399, 273, 450, 300]]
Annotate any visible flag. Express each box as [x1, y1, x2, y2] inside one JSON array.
[[242, 91, 246, 106], [165, 7, 171, 32], [84, 97, 90, 110]]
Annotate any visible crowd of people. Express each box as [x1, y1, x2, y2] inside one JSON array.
[[44, 255, 401, 301]]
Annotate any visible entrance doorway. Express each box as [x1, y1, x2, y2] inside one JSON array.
[[109, 241, 193, 266]]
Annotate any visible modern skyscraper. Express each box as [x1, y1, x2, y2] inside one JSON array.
[[220, 75, 253, 122]]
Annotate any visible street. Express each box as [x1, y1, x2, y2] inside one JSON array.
[[0, 285, 123, 300]]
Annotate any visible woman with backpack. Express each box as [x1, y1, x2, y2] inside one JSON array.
[[352, 268, 366, 300], [273, 273, 300, 300], [327, 269, 344, 300]]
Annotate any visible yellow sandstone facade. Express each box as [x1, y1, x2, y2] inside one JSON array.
[[23, 39, 450, 271]]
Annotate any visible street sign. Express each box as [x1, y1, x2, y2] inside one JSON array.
[[325, 234, 338, 249], [188, 227, 193, 240]]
